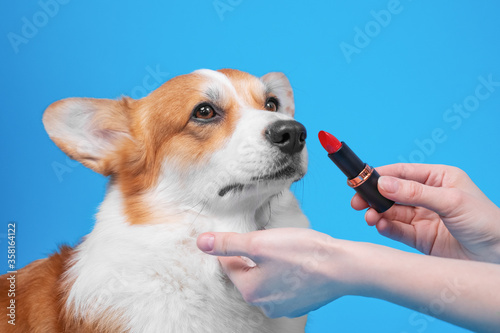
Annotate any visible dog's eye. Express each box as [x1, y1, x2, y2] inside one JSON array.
[[265, 97, 279, 112], [194, 104, 216, 120]]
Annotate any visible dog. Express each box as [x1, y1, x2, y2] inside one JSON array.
[[0, 69, 310, 332]]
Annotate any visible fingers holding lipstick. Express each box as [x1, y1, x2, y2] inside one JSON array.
[[351, 193, 369, 210], [365, 205, 420, 226], [351, 195, 426, 248], [374, 218, 417, 249], [363, 205, 419, 248], [364, 204, 443, 253]]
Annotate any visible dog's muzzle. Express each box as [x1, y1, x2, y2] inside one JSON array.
[[265, 120, 307, 155]]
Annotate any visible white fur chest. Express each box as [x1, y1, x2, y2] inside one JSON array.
[[63, 189, 306, 333]]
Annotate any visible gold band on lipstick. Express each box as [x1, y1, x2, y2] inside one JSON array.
[[347, 164, 374, 188]]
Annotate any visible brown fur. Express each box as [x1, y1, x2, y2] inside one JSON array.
[[0, 247, 72, 332]]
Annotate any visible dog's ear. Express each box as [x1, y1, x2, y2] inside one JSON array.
[[43, 97, 131, 175], [260, 72, 295, 117]]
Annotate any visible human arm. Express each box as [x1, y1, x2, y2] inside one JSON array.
[[197, 228, 500, 332], [351, 163, 500, 263], [352, 240, 500, 333]]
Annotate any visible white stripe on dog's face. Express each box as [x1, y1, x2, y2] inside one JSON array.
[[194, 69, 239, 98]]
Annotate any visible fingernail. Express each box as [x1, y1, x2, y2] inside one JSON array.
[[198, 234, 215, 252], [378, 176, 399, 193]]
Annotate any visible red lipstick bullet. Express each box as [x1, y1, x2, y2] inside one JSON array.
[[318, 131, 394, 213]]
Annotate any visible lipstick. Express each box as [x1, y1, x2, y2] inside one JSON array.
[[318, 130, 394, 213]]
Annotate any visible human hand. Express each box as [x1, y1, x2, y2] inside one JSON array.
[[196, 228, 357, 318], [196, 226, 500, 332], [351, 163, 500, 263]]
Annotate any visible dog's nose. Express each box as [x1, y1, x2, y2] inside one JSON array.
[[265, 120, 307, 155]]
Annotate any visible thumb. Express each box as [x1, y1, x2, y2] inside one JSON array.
[[197, 232, 254, 258], [378, 176, 460, 216]]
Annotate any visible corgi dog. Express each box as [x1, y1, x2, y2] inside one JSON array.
[[0, 69, 310, 332]]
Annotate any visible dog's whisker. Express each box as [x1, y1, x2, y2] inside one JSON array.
[[187, 200, 208, 230]]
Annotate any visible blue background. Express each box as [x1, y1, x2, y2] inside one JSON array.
[[2, 1, 500, 332]]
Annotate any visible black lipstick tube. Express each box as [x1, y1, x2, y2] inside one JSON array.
[[329, 143, 394, 213]]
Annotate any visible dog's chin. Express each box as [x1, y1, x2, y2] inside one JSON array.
[[217, 165, 305, 198]]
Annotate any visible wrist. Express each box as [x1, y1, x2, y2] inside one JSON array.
[[330, 240, 415, 299], [320, 238, 393, 298]]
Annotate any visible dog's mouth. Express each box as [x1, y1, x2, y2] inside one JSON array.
[[218, 183, 245, 197], [218, 165, 302, 197], [250, 165, 296, 181]]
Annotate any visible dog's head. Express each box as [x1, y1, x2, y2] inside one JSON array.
[[43, 69, 307, 223]]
